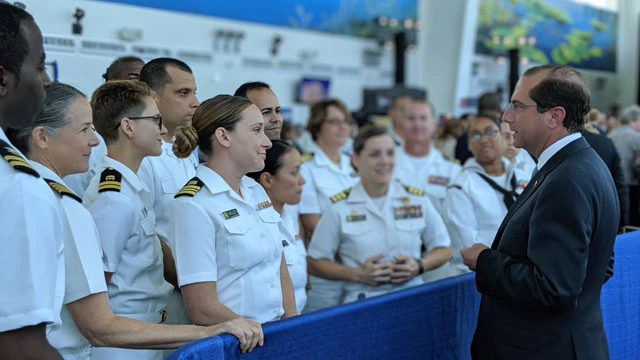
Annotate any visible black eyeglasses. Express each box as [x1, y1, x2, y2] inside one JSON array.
[[113, 114, 163, 130]]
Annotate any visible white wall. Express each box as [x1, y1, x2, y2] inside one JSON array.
[[21, 0, 404, 124], [616, 0, 640, 108]]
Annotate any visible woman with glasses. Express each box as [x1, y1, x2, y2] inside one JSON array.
[[169, 95, 296, 340], [307, 125, 451, 304], [9, 82, 262, 360], [247, 140, 308, 314], [298, 98, 359, 312], [443, 114, 528, 274]]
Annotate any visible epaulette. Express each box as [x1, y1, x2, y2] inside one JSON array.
[[402, 184, 425, 196], [0, 140, 39, 177], [300, 153, 314, 163], [584, 123, 600, 134], [330, 187, 352, 203], [44, 178, 82, 202], [98, 167, 122, 193], [175, 177, 204, 198]]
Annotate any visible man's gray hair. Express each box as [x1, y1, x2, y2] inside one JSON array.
[[619, 105, 640, 125]]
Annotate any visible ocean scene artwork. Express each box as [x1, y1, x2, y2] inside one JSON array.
[[94, 0, 418, 38], [476, 0, 617, 72]]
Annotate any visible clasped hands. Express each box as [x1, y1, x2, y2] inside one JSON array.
[[357, 254, 419, 286]]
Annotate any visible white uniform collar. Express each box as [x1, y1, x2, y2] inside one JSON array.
[[100, 156, 144, 192], [346, 180, 406, 204], [30, 161, 65, 184], [196, 164, 260, 196], [311, 143, 350, 170], [536, 132, 581, 170], [399, 145, 443, 163]]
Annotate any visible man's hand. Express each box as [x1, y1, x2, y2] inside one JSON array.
[[460, 244, 489, 271]]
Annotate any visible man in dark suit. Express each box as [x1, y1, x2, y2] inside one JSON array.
[[461, 65, 619, 360]]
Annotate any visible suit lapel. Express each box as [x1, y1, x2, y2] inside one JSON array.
[[490, 137, 591, 250]]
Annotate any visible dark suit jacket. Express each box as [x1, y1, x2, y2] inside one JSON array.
[[582, 129, 629, 227], [471, 137, 619, 360]]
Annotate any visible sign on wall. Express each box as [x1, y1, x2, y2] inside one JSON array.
[[93, 0, 418, 38], [476, 0, 618, 72]]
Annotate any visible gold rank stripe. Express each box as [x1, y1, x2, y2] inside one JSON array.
[[99, 181, 121, 189]]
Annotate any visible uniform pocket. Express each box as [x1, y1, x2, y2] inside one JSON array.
[[138, 217, 158, 267], [223, 219, 253, 270]]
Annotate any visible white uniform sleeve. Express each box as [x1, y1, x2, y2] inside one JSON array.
[[87, 194, 135, 273], [307, 207, 341, 260], [62, 200, 108, 304], [0, 180, 62, 332], [298, 164, 321, 214], [442, 187, 478, 251], [419, 196, 451, 252], [170, 199, 217, 287]]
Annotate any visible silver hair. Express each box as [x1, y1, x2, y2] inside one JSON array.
[[619, 105, 640, 125], [11, 82, 86, 153]]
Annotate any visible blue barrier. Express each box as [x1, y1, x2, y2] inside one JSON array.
[[168, 232, 640, 359]]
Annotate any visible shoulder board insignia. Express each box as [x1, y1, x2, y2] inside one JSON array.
[[330, 187, 352, 203], [0, 140, 39, 177], [402, 184, 425, 196], [300, 153, 314, 163], [44, 178, 82, 202], [98, 167, 122, 193], [175, 177, 204, 198]]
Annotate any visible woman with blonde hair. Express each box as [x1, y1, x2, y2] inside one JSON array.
[[169, 95, 296, 342]]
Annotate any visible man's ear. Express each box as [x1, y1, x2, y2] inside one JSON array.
[[215, 127, 231, 149], [547, 106, 567, 130], [31, 126, 49, 150], [259, 171, 273, 189]]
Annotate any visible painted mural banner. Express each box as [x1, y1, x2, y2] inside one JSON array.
[[476, 0, 617, 72], [93, 0, 418, 38]]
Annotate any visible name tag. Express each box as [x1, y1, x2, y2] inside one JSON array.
[[222, 208, 239, 220], [393, 205, 423, 220], [346, 214, 366, 222]]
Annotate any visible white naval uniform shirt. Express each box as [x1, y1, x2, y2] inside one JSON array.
[[137, 141, 198, 243], [83, 156, 172, 317], [443, 157, 528, 272], [0, 130, 64, 333], [169, 165, 285, 323], [33, 163, 107, 360], [280, 205, 307, 314], [299, 144, 359, 215], [308, 181, 451, 303], [393, 146, 461, 214], [512, 149, 537, 181]]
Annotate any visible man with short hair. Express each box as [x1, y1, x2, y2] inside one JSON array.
[[393, 99, 461, 215], [461, 65, 618, 359], [387, 95, 412, 146], [102, 56, 145, 81], [235, 81, 283, 140], [138, 58, 200, 330], [0, 3, 64, 358]]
